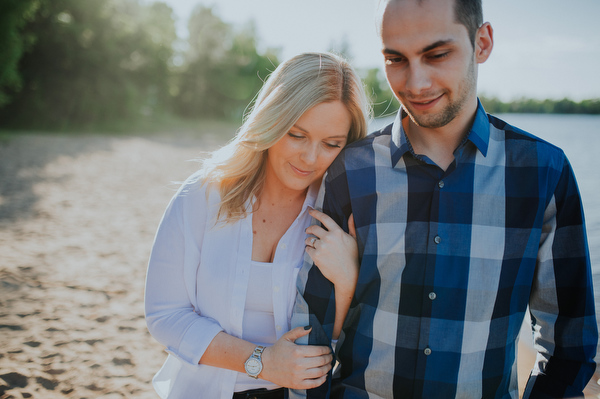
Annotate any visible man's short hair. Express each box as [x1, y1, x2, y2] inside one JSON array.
[[454, 0, 483, 46]]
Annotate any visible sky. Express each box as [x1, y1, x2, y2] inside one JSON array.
[[157, 0, 600, 101]]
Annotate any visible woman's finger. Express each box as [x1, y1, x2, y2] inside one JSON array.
[[302, 352, 333, 368], [296, 344, 332, 358], [308, 208, 341, 232], [348, 213, 356, 238], [305, 236, 316, 247], [304, 363, 332, 380], [305, 224, 327, 240], [301, 374, 328, 390]]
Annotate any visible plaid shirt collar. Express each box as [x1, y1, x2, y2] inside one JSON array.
[[390, 99, 490, 167]]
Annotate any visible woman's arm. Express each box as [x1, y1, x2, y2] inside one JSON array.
[[305, 210, 359, 340], [200, 327, 332, 389], [145, 185, 225, 366], [146, 183, 334, 388]]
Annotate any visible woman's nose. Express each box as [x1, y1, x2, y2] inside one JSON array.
[[299, 143, 318, 164]]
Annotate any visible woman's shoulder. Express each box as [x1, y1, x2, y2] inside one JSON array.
[[172, 170, 220, 208]]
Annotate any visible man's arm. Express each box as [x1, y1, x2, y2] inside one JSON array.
[[290, 159, 354, 399], [524, 156, 598, 398]]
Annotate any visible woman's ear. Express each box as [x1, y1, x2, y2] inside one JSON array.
[[475, 22, 494, 64]]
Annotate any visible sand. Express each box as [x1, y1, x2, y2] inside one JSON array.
[[0, 129, 598, 398]]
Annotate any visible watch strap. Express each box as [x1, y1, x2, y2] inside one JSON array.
[[252, 345, 265, 359]]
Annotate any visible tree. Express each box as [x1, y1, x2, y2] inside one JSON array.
[[361, 67, 399, 118], [0, 0, 41, 107], [173, 6, 279, 120], [0, 0, 177, 129]]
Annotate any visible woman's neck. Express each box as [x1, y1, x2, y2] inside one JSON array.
[[257, 175, 308, 210], [251, 181, 307, 263]]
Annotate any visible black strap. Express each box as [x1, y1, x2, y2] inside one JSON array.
[[232, 387, 285, 399]]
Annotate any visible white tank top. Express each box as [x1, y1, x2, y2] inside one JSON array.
[[234, 260, 281, 392]]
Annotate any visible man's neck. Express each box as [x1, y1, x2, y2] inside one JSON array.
[[403, 103, 478, 171]]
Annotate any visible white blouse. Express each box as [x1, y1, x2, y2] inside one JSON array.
[[235, 260, 280, 392], [145, 171, 318, 399]]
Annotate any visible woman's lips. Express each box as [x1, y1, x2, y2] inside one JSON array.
[[290, 163, 312, 176]]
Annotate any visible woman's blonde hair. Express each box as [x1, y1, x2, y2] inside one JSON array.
[[200, 52, 370, 223]]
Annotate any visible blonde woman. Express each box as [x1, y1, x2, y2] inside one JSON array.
[[145, 52, 369, 399]]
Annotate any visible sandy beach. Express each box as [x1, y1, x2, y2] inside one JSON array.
[[0, 129, 599, 398]]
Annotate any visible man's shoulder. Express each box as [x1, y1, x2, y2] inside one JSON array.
[[341, 122, 393, 155], [487, 113, 566, 164], [333, 123, 393, 168]]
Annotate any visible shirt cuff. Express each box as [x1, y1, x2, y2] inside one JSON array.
[[169, 317, 224, 366]]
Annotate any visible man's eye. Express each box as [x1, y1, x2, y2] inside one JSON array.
[[385, 57, 404, 65], [430, 52, 450, 60]]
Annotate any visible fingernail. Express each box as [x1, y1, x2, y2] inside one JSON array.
[[304, 325, 312, 330]]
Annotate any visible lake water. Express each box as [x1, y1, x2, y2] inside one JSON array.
[[371, 113, 600, 351]]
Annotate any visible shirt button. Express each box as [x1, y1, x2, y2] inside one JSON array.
[[424, 347, 432, 356], [434, 235, 441, 244], [438, 180, 445, 189], [428, 292, 437, 300], [280, 243, 287, 250], [273, 286, 280, 293], [276, 325, 282, 331]]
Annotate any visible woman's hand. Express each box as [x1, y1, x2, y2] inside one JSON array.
[[305, 210, 359, 339], [260, 326, 332, 389], [305, 209, 359, 294]]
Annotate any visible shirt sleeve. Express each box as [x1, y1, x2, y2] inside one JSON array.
[[144, 179, 224, 367], [524, 155, 598, 398], [290, 160, 353, 399]]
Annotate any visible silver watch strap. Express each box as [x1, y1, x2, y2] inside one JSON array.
[[252, 345, 265, 358]]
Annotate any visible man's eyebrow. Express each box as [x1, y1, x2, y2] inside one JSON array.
[[382, 48, 404, 57], [421, 39, 455, 54], [382, 39, 455, 56]]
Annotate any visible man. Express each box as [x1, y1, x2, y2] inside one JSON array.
[[292, 0, 598, 397]]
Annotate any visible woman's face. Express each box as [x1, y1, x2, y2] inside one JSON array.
[[265, 100, 352, 194]]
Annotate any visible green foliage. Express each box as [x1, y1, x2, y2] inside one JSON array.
[[480, 96, 600, 115], [0, 0, 41, 107], [1, 1, 597, 132], [173, 6, 279, 120], [361, 67, 399, 118], [0, 0, 177, 129]]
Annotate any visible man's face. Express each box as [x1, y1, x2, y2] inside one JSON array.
[[380, 0, 480, 129]]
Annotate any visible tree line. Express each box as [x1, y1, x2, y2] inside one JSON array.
[[480, 96, 600, 115], [0, 0, 597, 131]]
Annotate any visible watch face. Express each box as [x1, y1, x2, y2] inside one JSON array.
[[245, 358, 262, 376]]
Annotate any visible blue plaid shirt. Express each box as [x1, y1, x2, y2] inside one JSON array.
[[291, 102, 597, 398]]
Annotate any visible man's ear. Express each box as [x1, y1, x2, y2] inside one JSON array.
[[475, 22, 494, 64]]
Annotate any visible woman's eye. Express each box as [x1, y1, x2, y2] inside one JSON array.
[[288, 132, 304, 139], [324, 142, 341, 149]]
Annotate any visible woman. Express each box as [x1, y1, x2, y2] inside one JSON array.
[[145, 52, 369, 399]]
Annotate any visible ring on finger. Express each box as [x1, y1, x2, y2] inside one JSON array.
[[310, 237, 318, 247]]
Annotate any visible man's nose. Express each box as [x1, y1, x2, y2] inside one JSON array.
[[405, 64, 432, 94]]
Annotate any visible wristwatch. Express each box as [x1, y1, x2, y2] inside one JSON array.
[[244, 345, 266, 379]]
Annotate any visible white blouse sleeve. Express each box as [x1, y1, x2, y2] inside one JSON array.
[[144, 178, 224, 367]]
